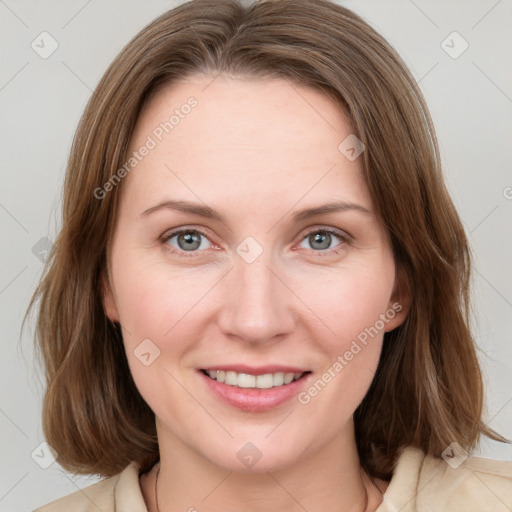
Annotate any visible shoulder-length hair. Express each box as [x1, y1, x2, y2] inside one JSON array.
[[24, 0, 508, 479]]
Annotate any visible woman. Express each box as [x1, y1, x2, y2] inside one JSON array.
[[27, 0, 512, 510]]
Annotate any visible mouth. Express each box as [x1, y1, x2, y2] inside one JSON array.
[[197, 362, 314, 412], [200, 369, 312, 389], [199, 367, 313, 412]]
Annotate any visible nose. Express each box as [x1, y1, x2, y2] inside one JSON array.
[[216, 252, 296, 345]]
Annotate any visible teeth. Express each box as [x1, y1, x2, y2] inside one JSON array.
[[204, 370, 305, 389], [238, 373, 256, 388], [225, 371, 238, 386], [273, 372, 284, 386], [256, 374, 273, 389], [284, 373, 294, 384]]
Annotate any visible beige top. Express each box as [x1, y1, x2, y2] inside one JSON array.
[[35, 445, 512, 511]]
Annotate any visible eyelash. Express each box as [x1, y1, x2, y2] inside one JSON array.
[[160, 226, 350, 258]]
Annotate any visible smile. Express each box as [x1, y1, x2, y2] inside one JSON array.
[[201, 369, 308, 389]]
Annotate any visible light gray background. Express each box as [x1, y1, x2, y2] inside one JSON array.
[[1, 0, 511, 510]]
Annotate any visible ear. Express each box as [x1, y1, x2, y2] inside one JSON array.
[[384, 266, 411, 332], [101, 268, 120, 323]]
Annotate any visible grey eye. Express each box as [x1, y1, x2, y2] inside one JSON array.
[[299, 230, 343, 251], [166, 230, 211, 252]]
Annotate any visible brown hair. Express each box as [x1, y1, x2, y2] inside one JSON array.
[[24, 0, 508, 479]]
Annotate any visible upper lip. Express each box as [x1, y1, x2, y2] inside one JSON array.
[[200, 364, 310, 376]]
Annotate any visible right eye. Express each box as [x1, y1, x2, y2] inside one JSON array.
[[161, 228, 214, 256]]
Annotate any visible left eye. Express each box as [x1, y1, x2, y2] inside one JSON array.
[[163, 229, 212, 252], [298, 229, 346, 252]]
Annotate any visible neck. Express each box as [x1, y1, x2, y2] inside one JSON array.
[[143, 420, 385, 512]]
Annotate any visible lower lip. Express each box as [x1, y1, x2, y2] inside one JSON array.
[[199, 371, 311, 412]]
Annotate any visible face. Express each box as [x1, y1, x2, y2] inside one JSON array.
[[103, 74, 409, 473]]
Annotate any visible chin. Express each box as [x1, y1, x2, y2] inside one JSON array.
[[198, 436, 307, 474]]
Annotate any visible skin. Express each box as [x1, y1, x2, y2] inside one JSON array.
[[102, 73, 410, 512]]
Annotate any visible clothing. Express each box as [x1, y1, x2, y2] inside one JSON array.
[[34, 445, 512, 511]]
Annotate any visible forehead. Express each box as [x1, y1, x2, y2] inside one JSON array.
[[121, 73, 370, 217], [136, 73, 353, 148]]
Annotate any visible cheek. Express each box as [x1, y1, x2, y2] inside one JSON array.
[[110, 254, 221, 395], [111, 252, 198, 341], [111, 262, 200, 410], [306, 264, 395, 343], [298, 262, 396, 410], [295, 269, 393, 421]]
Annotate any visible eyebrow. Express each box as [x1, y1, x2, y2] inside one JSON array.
[[137, 199, 371, 223]]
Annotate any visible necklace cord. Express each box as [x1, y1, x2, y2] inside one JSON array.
[[154, 463, 160, 512], [154, 462, 381, 512]]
